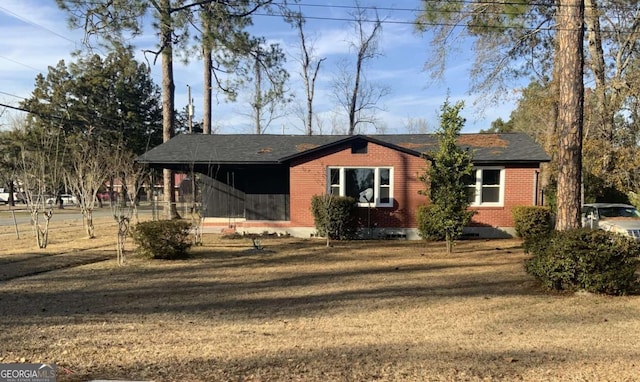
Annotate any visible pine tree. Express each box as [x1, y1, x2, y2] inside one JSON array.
[[419, 100, 475, 253]]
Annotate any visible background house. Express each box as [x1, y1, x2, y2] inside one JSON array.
[[137, 133, 550, 239]]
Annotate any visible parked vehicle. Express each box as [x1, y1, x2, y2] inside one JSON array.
[[0, 191, 26, 205], [581, 203, 640, 240], [45, 194, 78, 206], [97, 191, 115, 201]]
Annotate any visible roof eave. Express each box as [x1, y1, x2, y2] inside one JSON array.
[[471, 159, 550, 165], [135, 159, 284, 166], [278, 134, 429, 162]]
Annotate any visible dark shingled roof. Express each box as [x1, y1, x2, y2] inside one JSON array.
[[136, 133, 550, 166]]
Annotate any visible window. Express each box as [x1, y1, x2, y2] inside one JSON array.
[[329, 168, 341, 196], [327, 167, 393, 207], [466, 168, 504, 206]]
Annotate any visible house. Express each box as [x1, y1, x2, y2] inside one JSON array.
[[136, 133, 550, 239]]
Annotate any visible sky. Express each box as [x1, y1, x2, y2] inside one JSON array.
[[0, 0, 518, 135]]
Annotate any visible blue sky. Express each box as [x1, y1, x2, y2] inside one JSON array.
[[0, 0, 517, 134]]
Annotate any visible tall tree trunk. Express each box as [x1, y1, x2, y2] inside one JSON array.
[[348, 58, 361, 135], [306, 86, 313, 135], [554, 0, 585, 230], [584, 0, 607, 137], [203, 49, 212, 135], [202, 15, 212, 135], [254, 55, 262, 134], [7, 181, 15, 206], [584, 0, 613, 171], [292, 12, 324, 136], [160, 0, 177, 219]]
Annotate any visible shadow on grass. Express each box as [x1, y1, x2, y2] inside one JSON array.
[[0, 250, 111, 282], [56, 340, 616, 382], [0, 238, 543, 322]]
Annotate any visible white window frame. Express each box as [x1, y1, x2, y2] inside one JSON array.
[[467, 167, 505, 207], [327, 166, 394, 207]]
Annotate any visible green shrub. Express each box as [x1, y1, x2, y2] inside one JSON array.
[[416, 204, 445, 241], [525, 229, 640, 295], [131, 219, 193, 260], [311, 195, 357, 240], [512, 206, 553, 247]]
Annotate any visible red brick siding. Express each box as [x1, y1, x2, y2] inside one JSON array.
[[469, 166, 539, 227], [289, 142, 429, 228], [202, 148, 542, 232]]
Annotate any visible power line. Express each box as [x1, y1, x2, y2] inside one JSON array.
[[270, 1, 638, 32], [284, 0, 599, 12], [0, 54, 43, 72], [251, 1, 594, 33], [0, 86, 159, 128], [0, 90, 26, 100], [0, 102, 56, 118], [0, 5, 79, 47], [253, 11, 556, 32]]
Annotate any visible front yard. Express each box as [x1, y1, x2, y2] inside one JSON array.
[[1, 219, 640, 381]]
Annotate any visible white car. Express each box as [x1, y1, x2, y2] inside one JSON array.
[[581, 203, 640, 240], [46, 194, 78, 206]]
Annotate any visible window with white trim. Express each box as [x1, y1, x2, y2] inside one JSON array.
[[328, 167, 393, 207], [466, 167, 505, 206]]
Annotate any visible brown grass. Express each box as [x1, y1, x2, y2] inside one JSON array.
[[1, 216, 640, 381]]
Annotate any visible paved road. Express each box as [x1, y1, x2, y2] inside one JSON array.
[[0, 204, 158, 227]]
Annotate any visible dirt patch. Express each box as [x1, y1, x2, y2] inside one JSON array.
[[296, 143, 320, 152], [1, 222, 640, 381], [458, 134, 508, 148]]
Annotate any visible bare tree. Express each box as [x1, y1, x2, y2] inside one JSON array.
[[329, 110, 347, 135], [63, 131, 117, 238], [314, 113, 327, 134], [333, 3, 389, 135], [244, 44, 290, 134], [110, 150, 150, 266], [13, 121, 65, 248], [404, 117, 432, 134], [285, 10, 326, 135]]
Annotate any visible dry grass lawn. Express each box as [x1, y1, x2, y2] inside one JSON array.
[[1, 214, 640, 381]]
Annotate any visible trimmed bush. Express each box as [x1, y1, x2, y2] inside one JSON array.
[[512, 206, 553, 246], [416, 204, 446, 241], [525, 229, 640, 295], [311, 195, 357, 240], [131, 219, 193, 260]]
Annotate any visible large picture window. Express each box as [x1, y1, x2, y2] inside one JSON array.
[[328, 167, 393, 207], [466, 167, 505, 206]]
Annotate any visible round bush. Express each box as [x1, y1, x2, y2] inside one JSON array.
[[311, 195, 357, 240], [131, 219, 193, 260], [512, 206, 553, 241], [416, 204, 446, 241], [525, 229, 640, 295]]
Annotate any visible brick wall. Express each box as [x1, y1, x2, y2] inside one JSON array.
[[469, 166, 540, 227], [289, 141, 429, 228], [291, 146, 541, 229], [203, 144, 542, 234]]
